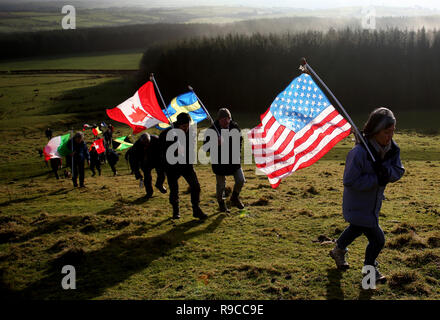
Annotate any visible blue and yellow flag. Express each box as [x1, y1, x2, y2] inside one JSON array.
[[157, 92, 207, 129]]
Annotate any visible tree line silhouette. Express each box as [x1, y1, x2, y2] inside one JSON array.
[[138, 28, 440, 117], [2, 16, 440, 60]]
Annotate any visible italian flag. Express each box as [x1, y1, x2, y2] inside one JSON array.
[[43, 134, 71, 161], [106, 81, 169, 134]]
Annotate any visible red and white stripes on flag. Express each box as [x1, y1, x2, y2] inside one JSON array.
[[248, 73, 351, 188]]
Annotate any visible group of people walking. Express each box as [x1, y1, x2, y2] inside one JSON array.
[[44, 106, 405, 285], [47, 125, 120, 187], [128, 108, 246, 221]]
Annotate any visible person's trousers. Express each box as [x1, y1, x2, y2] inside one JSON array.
[[90, 161, 101, 175], [50, 158, 61, 180], [108, 162, 117, 174], [215, 168, 245, 202], [166, 167, 200, 208], [72, 160, 85, 186], [336, 223, 385, 266], [143, 166, 166, 195]]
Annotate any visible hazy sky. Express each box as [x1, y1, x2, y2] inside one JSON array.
[[3, 0, 440, 10], [195, 0, 440, 9]]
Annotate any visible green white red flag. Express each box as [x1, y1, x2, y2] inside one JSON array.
[[43, 134, 71, 161]]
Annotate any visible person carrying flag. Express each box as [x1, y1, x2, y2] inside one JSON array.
[[329, 107, 405, 283], [159, 112, 207, 220], [203, 108, 245, 213], [129, 133, 167, 199]]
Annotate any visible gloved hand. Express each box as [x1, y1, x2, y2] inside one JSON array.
[[373, 161, 390, 187]]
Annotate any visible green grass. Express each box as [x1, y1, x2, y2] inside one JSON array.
[[0, 50, 143, 71], [0, 72, 439, 300]]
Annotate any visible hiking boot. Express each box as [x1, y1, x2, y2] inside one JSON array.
[[329, 245, 349, 270], [145, 192, 153, 199], [362, 264, 387, 284], [193, 206, 208, 220], [91, 172, 96, 177], [372, 262, 386, 283], [218, 200, 230, 213], [230, 191, 245, 209], [156, 184, 167, 194], [172, 204, 180, 219]]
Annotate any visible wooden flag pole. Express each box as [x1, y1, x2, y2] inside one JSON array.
[[300, 58, 376, 163], [150, 73, 174, 128], [188, 85, 221, 137]]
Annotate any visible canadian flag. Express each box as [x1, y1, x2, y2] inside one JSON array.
[[106, 81, 169, 134]]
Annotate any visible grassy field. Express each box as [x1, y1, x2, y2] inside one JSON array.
[[0, 70, 439, 300], [0, 50, 143, 71]]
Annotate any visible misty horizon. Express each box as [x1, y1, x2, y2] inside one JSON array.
[[1, 0, 440, 11]]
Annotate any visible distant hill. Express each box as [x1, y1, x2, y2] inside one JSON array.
[[1, 3, 440, 33]]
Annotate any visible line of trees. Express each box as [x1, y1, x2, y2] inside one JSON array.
[[138, 28, 440, 116], [2, 16, 440, 60]]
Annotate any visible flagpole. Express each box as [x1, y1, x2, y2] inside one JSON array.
[[188, 86, 221, 137], [300, 58, 376, 163], [150, 73, 174, 129], [71, 127, 74, 177]]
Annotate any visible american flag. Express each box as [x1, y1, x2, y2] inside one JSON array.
[[248, 73, 351, 188]]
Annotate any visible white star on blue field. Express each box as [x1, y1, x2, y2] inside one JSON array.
[[270, 73, 331, 132]]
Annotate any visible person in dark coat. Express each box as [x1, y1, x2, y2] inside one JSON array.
[[129, 133, 167, 199], [103, 124, 114, 150], [45, 128, 52, 140], [159, 112, 207, 220], [125, 147, 133, 174], [67, 132, 90, 188], [89, 146, 101, 177], [329, 107, 405, 284], [49, 157, 62, 180], [203, 108, 245, 212], [106, 148, 119, 176]]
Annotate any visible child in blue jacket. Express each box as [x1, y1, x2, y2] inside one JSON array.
[[330, 107, 405, 283]]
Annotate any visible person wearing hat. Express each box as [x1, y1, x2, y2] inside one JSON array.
[[159, 112, 207, 220], [203, 108, 245, 213], [329, 107, 405, 284], [129, 132, 167, 199]]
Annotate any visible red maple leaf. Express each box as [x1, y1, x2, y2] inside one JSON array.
[[128, 105, 148, 123]]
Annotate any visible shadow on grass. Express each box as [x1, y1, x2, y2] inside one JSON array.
[[7, 213, 225, 299], [326, 268, 344, 300], [7, 215, 86, 245], [0, 187, 72, 208], [44, 76, 136, 117], [358, 285, 374, 300]]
